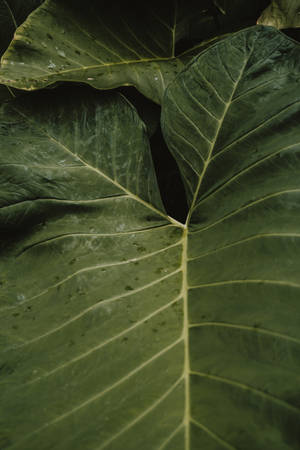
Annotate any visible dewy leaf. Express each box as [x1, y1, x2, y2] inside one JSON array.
[[2, 25, 300, 450], [257, 0, 300, 29], [162, 25, 300, 448], [0, 87, 185, 449], [0, 0, 215, 104], [0, 0, 271, 104]]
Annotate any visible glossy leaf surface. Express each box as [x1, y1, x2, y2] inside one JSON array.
[[1, 26, 300, 450], [0, 88, 185, 449], [0, 0, 207, 103], [0, 0, 269, 104], [162, 25, 300, 449]]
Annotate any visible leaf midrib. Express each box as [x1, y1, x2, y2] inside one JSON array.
[[185, 53, 252, 227], [0, 55, 180, 85], [182, 226, 190, 449], [180, 42, 259, 449]]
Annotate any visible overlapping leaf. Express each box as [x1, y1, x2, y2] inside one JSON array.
[[257, 0, 300, 29], [162, 25, 300, 448], [0, 0, 269, 103], [0, 0, 202, 103]]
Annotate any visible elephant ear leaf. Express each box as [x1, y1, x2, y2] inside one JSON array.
[[0, 0, 274, 104], [0, 87, 186, 449], [0, 0, 203, 104], [162, 25, 300, 448], [2, 24, 300, 450]]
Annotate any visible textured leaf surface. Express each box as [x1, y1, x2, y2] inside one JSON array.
[[0, 1, 272, 103], [0, 88, 185, 449], [1, 25, 300, 450], [257, 0, 300, 29], [0, 0, 216, 103], [162, 25, 300, 448]]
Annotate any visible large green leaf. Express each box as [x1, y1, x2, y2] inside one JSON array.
[[1, 25, 300, 450], [0, 0, 206, 103], [0, 0, 268, 104], [0, 87, 185, 449], [162, 25, 300, 448]]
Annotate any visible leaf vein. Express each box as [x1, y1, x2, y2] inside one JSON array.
[[25, 294, 182, 382], [99, 377, 184, 449], [189, 279, 300, 289], [18, 224, 176, 257], [188, 233, 300, 261], [190, 418, 236, 449], [190, 189, 300, 235], [190, 371, 300, 414], [182, 77, 219, 121], [14, 269, 182, 334], [19, 339, 183, 440], [168, 91, 213, 145], [193, 142, 300, 211], [67, 15, 124, 62], [189, 322, 300, 345], [120, 16, 160, 59], [164, 118, 205, 165], [158, 422, 184, 450], [212, 100, 300, 162]]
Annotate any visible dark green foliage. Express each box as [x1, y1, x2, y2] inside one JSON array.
[[1, 2, 300, 450]]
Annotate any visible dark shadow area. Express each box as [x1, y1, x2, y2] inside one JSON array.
[[282, 28, 300, 43], [118, 86, 188, 223], [150, 126, 188, 223], [175, 0, 270, 55], [117, 86, 160, 137]]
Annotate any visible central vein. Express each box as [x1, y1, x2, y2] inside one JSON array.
[[181, 53, 252, 448], [185, 54, 250, 228], [182, 226, 190, 448]]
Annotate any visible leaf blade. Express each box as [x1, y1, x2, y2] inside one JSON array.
[[0, 87, 185, 449], [162, 25, 300, 448]]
